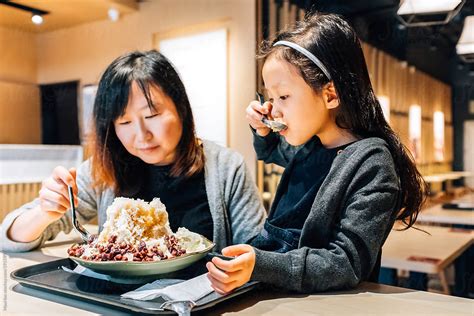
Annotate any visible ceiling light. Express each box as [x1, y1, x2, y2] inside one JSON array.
[[31, 13, 43, 25], [397, 0, 465, 27], [456, 16, 474, 63], [108, 8, 120, 22], [0, 1, 49, 23]]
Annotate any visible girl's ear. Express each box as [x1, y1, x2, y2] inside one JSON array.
[[322, 82, 339, 109]]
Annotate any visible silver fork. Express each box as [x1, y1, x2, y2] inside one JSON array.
[[255, 92, 287, 132], [68, 185, 91, 243]]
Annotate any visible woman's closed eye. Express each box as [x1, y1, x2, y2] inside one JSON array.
[[118, 120, 131, 125], [145, 113, 159, 119]]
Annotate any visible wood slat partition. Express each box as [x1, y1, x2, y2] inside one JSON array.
[[362, 42, 453, 176], [0, 182, 41, 222], [256, 0, 453, 203]]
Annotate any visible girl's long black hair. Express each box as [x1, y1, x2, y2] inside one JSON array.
[[90, 50, 204, 196], [260, 13, 427, 229]]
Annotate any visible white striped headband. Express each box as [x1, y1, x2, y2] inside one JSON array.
[[273, 40, 332, 81]]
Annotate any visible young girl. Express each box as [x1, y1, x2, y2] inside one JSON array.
[[207, 13, 426, 293], [2, 50, 265, 254]]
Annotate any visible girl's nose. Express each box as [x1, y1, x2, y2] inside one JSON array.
[[271, 107, 283, 120]]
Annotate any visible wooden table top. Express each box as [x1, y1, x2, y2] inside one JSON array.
[[423, 171, 473, 183], [418, 193, 474, 226], [382, 224, 473, 273]]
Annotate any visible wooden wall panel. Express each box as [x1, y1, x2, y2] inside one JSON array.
[[360, 44, 453, 176], [0, 81, 41, 144]]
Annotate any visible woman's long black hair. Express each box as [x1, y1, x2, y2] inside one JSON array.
[[260, 13, 427, 229], [90, 50, 204, 196]]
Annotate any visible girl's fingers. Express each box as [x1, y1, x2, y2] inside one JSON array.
[[246, 114, 267, 130], [222, 244, 253, 257], [250, 100, 268, 115], [213, 245, 254, 269], [207, 273, 239, 294], [206, 262, 235, 283], [210, 284, 227, 295], [262, 101, 272, 115], [247, 103, 264, 120], [246, 106, 270, 132], [211, 257, 243, 273]]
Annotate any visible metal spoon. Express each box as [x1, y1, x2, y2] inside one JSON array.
[[68, 185, 91, 243], [160, 300, 196, 316], [255, 92, 287, 132]]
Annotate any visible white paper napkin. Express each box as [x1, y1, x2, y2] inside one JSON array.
[[121, 273, 219, 301]]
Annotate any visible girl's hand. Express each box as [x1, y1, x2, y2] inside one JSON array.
[[246, 100, 272, 137], [206, 244, 256, 294], [39, 166, 78, 221]]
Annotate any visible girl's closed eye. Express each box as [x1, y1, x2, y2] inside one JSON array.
[[280, 95, 289, 101], [118, 120, 131, 125]]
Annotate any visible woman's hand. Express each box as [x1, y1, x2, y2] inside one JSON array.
[[39, 166, 78, 222], [246, 100, 272, 137], [7, 166, 78, 243], [206, 244, 256, 294]]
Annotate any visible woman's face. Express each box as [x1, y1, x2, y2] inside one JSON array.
[[262, 55, 335, 146], [114, 82, 183, 165]]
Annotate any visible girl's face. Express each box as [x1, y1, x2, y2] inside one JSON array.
[[114, 82, 183, 165], [262, 56, 337, 146]]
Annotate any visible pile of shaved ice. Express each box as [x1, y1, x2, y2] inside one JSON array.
[[67, 197, 208, 262]]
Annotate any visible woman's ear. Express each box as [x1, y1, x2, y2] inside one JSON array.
[[322, 82, 339, 109]]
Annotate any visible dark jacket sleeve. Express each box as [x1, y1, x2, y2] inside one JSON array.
[[251, 128, 299, 168], [251, 145, 400, 292]]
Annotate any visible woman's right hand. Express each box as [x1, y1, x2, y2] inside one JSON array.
[[246, 100, 272, 137], [39, 166, 78, 221]]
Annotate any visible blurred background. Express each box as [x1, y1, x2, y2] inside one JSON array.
[[0, 0, 473, 298]]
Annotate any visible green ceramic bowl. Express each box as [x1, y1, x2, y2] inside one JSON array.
[[69, 237, 214, 277]]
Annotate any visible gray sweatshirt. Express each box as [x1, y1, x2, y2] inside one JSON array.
[[251, 133, 400, 293], [1, 140, 266, 253]]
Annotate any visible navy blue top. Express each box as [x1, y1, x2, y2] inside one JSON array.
[[252, 137, 351, 253], [137, 164, 213, 241]]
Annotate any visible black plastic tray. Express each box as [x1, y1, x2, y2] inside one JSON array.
[[11, 258, 257, 314]]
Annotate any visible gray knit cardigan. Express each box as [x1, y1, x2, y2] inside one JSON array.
[[250, 133, 400, 293]]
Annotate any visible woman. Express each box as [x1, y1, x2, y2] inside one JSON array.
[[2, 50, 265, 253]]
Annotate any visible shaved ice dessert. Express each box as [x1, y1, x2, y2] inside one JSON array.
[[67, 197, 208, 262]]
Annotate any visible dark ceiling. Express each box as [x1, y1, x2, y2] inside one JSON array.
[[291, 0, 474, 87]]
